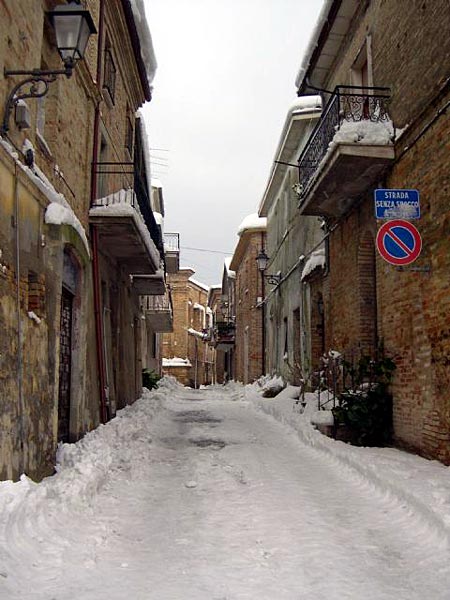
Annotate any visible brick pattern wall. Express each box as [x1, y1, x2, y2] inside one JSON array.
[[234, 234, 264, 383], [313, 0, 450, 463], [162, 271, 210, 387]]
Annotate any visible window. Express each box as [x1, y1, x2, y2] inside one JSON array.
[[125, 114, 134, 157], [103, 39, 117, 103], [351, 36, 373, 89]]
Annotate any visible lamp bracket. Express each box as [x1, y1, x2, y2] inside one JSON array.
[[265, 273, 282, 286], [1, 67, 71, 136]]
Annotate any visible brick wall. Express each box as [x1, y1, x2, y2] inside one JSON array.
[[234, 233, 264, 383], [312, 0, 450, 463]]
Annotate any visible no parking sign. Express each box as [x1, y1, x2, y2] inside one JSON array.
[[376, 219, 422, 266]]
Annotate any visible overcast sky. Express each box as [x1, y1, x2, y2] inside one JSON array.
[[141, 0, 323, 285]]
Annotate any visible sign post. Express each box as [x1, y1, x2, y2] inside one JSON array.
[[374, 189, 420, 220], [376, 219, 422, 266]]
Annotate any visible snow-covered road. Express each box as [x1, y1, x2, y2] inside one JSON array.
[[1, 381, 450, 599]]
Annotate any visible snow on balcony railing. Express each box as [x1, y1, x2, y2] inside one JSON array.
[[297, 86, 392, 198], [90, 188, 160, 267]]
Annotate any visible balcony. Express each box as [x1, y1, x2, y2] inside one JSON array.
[[132, 269, 166, 295], [164, 232, 180, 274], [142, 292, 173, 332], [212, 320, 235, 350], [90, 159, 163, 276], [297, 86, 395, 218]]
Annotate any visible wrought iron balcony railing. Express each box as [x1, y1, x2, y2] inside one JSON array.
[[91, 161, 163, 255], [142, 291, 173, 313], [297, 86, 391, 199]]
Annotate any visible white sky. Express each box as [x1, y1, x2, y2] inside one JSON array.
[[141, 0, 324, 285]]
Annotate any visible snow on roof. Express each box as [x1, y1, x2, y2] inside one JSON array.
[[128, 0, 157, 86], [294, 0, 334, 89], [237, 213, 267, 236], [90, 189, 160, 267], [136, 112, 152, 193], [224, 256, 236, 278], [151, 178, 162, 188], [162, 357, 192, 367], [301, 247, 326, 280], [188, 276, 210, 292], [288, 95, 322, 114]]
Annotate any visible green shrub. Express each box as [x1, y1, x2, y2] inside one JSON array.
[[332, 354, 396, 446], [142, 368, 161, 390]]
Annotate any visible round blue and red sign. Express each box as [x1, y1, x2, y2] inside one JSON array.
[[376, 219, 422, 266]]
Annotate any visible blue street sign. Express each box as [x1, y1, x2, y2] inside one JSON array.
[[374, 189, 420, 220]]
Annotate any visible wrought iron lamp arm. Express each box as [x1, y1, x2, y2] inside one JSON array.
[[1, 66, 72, 136]]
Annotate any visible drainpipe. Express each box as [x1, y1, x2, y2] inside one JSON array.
[[260, 232, 266, 375], [14, 163, 25, 475], [194, 338, 198, 389], [90, 0, 108, 423]]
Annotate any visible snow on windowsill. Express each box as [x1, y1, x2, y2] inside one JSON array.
[[301, 247, 326, 280]]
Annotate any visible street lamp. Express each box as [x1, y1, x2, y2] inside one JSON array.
[[1, 1, 97, 135], [256, 248, 282, 285]]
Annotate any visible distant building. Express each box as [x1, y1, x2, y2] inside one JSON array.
[[258, 97, 323, 383], [162, 268, 213, 387], [230, 214, 266, 384], [207, 259, 236, 383]]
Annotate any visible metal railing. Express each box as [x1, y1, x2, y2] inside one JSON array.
[[164, 232, 180, 252], [301, 348, 385, 411], [92, 161, 163, 254], [297, 85, 391, 198], [142, 290, 173, 313]]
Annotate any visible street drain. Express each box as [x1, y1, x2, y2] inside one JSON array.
[[189, 438, 226, 450], [175, 411, 222, 424]]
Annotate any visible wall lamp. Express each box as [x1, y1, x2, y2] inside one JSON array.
[[1, 1, 97, 136], [256, 248, 282, 285]]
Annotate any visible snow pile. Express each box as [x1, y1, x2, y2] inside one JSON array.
[[0, 387, 167, 589], [301, 246, 326, 280], [332, 118, 394, 146], [246, 386, 450, 547], [252, 374, 286, 398]]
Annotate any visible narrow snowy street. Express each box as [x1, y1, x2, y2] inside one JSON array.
[[1, 381, 450, 600]]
